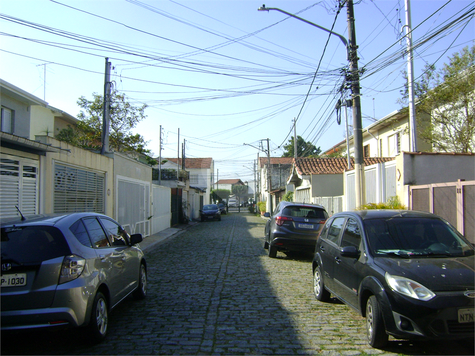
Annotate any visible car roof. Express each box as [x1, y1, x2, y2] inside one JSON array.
[[279, 201, 326, 209], [332, 210, 441, 220], [0, 212, 109, 227]]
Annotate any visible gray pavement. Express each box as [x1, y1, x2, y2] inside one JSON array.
[[139, 221, 199, 252]]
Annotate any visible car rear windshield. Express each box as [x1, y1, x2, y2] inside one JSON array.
[[282, 206, 327, 219], [365, 217, 474, 257], [1, 226, 71, 264]]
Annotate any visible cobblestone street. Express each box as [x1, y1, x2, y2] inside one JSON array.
[[2, 213, 473, 355]]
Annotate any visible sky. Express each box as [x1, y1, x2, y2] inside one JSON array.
[[1, 0, 474, 182]]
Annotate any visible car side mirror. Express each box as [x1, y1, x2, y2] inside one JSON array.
[[340, 245, 360, 258], [130, 233, 143, 245], [264, 212, 270, 218]]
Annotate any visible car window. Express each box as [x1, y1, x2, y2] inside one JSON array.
[[282, 207, 327, 219], [326, 217, 345, 245], [100, 218, 129, 246], [340, 218, 361, 249], [70, 219, 93, 247], [365, 217, 474, 256], [83, 218, 110, 248], [1, 226, 71, 263]]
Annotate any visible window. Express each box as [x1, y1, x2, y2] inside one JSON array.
[[70, 220, 92, 247], [327, 217, 345, 245], [190, 174, 199, 184], [363, 144, 370, 157], [100, 218, 129, 246], [1, 107, 13, 134], [341, 218, 361, 249], [83, 218, 110, 248], [388, 133, 400, 156]]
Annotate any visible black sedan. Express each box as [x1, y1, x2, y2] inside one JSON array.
[[200, 204, 221, 222], [264, 201, 328, 258], [312, 210, 475, 348]]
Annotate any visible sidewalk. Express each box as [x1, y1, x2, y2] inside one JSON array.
[[139, 221, 198, 252]]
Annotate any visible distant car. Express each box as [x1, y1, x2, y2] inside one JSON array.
[[1, 213, 147, 343], [227, 199, 238, 208], [312, 210, 475, 348], [264, 201, 328, 258], [218, 203, 227, 215], [200, 204, 221, 222]]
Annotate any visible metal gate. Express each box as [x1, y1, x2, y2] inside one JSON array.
[[410, 179, 475, 243]]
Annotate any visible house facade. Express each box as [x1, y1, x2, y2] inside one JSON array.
[[257, 157, 293, 212], [0, 79, 166, 237]]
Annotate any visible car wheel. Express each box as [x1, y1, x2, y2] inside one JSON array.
[[201, 217, 205, 222], [133, 263, 147, 300], [366, 295, 388, 348], [88, 292, 108, 343], [313, 266, 330, 302], [268, 243, 277, 258], [263, 239, 269, 249]]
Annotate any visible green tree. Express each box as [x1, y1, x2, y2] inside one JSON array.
[[282, 135, 321, 157], [400, 45, 475, 153], [211, 189, 231, 202], [232, 185, 249, 205], [57, 90, 153, 156]]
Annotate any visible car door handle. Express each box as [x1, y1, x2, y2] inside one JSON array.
[[320, 246, 325, 253], [334, 257, 341, 264]]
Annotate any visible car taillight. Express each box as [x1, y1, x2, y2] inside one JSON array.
[[319, 220, 326, 224], [59, 255, 86, 284], [275, 216, 293, 226]]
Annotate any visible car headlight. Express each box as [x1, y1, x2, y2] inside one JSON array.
[[385, 272, 435, 301]]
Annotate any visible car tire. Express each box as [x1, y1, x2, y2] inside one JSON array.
[[88, 292, 108, 343], [313, 266, 330, 302], [133, 263, 147, 300], [263, 239, 269, 249], [201, 217, 205, 222], [268, 243, 277, 258], [366, 295, 388, 348]]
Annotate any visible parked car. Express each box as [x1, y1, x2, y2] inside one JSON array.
[[264, 201, 328, 258], [218, 202, 227, 215], [312, 210, 475, 348], [1, 212, 147, 343], [200, 204, 221, 221]]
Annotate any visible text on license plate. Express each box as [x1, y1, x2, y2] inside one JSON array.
[[1, 273, 27, 287], [298, 223, 314, 229], [458, 308, 474, 323]]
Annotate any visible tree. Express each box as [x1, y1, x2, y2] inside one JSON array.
[[211, 189, 230, 203], [232, 185, 248, 205], [57, 90, 154, 156], [400, 45, 475, 153], [282, 135, 321, 157]]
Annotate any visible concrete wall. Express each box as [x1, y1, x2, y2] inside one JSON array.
[[0, 94, 31, 138], [31, 106, 55, 140], [311, 174, 344, 197]]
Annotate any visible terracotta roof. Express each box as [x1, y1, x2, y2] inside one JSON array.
[[216, 179, 244, 185], [164, 157, 213, 169], [295, 157, 395, 175], [258, 157, 293, 167]]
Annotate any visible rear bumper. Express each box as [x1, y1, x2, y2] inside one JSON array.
[[271, 235, 317, 253], [1, 307, 81, 330]]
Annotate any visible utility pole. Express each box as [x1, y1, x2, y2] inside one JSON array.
[[159, 125, 163, 185], [293, 118, 297, 159], [405, 0, 417, 152], [266, 138, 273, 213], [101, 58, 112, 155], [346, 0, 365, 208]]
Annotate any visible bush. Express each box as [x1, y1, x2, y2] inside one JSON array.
[[357, 196, 406, 210], [257, 201, 266, 213], [282, 191, 293, 202]]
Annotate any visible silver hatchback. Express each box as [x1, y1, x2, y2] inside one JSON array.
[[1, 213, 147, 342]]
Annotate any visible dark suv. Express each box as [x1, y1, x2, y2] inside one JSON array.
[[264, 201, 328, 258], [313, 210, 474, 348]]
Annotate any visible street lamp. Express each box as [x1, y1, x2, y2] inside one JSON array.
[[258, 2, 365, 208]]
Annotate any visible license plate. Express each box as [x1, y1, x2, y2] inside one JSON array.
[[1, 273, 27, 287], [298, 223, 314, 229], [458, 308, 474, 323]]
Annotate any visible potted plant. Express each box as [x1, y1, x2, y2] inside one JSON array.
[[257, 201, 267, 215]]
